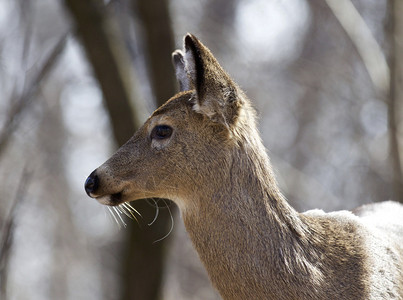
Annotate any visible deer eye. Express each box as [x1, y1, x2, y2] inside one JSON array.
[[151, 125, 173, 140]]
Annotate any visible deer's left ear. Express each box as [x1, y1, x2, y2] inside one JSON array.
[[173, 34, 242, 127], [172, 50, 192, 92]]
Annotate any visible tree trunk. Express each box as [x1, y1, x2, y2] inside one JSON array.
[[64, 0, 176, 299], [117, 1, 177, 299], [388, 0, 403, 203], [135, 0, 176, 106], [64, 0, 141, 144]]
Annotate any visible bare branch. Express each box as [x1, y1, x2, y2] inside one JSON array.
[[0, 33, 68, 158], [0, 167, 33, 299], [325, 0, 389, 96]]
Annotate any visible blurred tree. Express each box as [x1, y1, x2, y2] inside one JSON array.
[[287, 0, 347, 210], [135, 0, 177, 106], [0, 35, 67, 159], [37, 87, 73, 300], [64, 0, 140, 143], [0, 9, 67, 296], [200, 0, 238, 51], [326, 0, 403, 203], [389, 0, 403, 203], [0, 169, 31, 300], [282, 0, 398, 210], [112, 1, 178, 300], [64, 0, 176, 299]]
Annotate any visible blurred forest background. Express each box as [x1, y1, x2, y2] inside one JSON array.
[[0, 0, 402, 299]]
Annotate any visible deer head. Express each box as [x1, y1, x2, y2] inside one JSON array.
[[84, 34, 260, 212]]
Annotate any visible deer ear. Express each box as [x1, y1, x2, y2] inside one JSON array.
[[172, 50, 192, 92], [182, 34, 241, 127]]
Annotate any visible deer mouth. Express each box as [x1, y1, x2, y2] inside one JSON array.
[[85, 170, 128, 206], [94, 192, 123, 206]]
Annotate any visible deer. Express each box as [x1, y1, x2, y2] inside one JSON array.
[[84, 34, 403, 299]]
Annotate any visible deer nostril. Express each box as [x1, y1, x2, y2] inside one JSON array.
[[85, 171, 99, 197]]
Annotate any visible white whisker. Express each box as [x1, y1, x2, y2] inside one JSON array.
[[113, 206, 127, 228], [119, 203, 140, 224], [123, 202, 142, 217], [118, 204, 134, 219], [153, 199, 174, 243], [148, 198, 159, 226], [105, 207, 114, 224], [107, 206, 121, 228]]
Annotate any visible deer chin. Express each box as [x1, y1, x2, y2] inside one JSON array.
[[94, 192, 124, 206]]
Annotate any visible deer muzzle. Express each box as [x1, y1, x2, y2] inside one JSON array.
[[84, 168, 124, 206]]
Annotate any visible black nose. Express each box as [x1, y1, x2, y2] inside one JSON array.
[[85, 170, 99, 197]]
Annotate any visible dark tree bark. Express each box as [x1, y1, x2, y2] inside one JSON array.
[[117, 1, 178, 299], [64, 0, 141, 144], [135, 0, 177, 106]]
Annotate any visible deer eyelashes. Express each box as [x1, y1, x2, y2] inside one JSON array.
[[151, 125, 173, 140]]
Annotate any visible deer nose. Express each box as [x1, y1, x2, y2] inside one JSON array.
[[85, 170, 99, 197]]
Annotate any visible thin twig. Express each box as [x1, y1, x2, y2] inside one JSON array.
[[0, 167, 33, 299], [0, 32, 69, 158]]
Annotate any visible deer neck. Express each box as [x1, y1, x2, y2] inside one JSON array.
[[181, 136, 370, 299], [181, 133, 317, 298], [179, 118, 370, 299]]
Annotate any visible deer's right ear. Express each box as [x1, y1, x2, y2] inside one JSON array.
[[172, 50, 192, 92], [181, 34, 241, 127]]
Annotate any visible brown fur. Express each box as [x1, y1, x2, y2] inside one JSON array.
[[85, 34, 403, 299]]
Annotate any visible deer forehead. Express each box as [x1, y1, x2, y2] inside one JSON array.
[[150, 91, 194, 120]]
